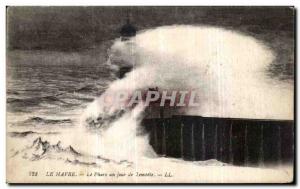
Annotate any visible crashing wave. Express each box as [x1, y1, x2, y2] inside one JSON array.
[[80, 25, 293, 163], [11, 137, 134, 167]]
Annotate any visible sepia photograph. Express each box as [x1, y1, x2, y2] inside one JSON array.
[[6, 6, 295, 184]]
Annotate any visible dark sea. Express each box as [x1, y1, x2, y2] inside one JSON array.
[[7, 50, 113, 130]]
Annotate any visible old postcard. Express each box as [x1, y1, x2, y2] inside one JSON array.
[[6, 6, 294, 183]]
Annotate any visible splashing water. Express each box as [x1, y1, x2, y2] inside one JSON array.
[[81, 25, 293, 161]]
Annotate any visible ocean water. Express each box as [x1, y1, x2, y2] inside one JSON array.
[[7, 57, 112, 130]]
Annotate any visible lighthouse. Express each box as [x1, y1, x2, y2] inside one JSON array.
[[120, 15, 137, 41], [116, 15, 137, 78]]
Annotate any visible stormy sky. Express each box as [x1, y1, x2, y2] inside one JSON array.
[[6, 6, 294, 79]]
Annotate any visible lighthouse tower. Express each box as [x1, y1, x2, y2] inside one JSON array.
[[116, 14, 137, 78], [120, 15, 137, 41]]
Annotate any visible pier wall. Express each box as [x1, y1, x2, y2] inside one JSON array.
[[142, 116, 294, 167]]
